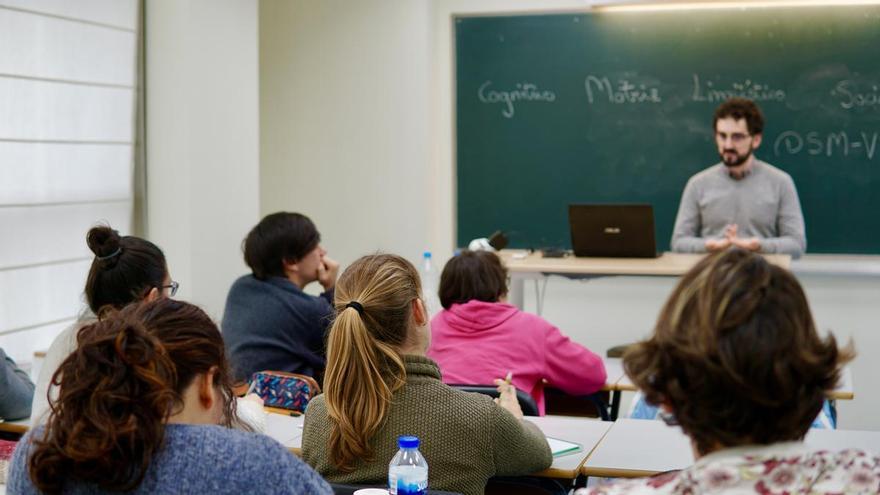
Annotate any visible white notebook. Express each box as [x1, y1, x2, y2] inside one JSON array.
[[546, 436, 582, 457]]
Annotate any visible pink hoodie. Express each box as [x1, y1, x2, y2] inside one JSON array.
[[427, 300, 606, 415]]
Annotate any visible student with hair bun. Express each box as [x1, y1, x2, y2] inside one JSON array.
[[9, 299, 331, 495], [30, 225, 173, 425], [31, 225, 265, 432], [302, 254, 551, 495]]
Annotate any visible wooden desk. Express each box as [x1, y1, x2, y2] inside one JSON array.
[[0, 418, 29, 435], [499, 250, 791, 309], [526, 416, 612, 479], [263, 410, 611, 479], [581, 418, 880, 478]]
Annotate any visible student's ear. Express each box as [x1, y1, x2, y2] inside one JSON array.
[[282, 258, 299, 276], [752, 133, 763, 150], [198, 367, 218, 410], [144, 287, 161, 302], [412, 298, 428, 326]]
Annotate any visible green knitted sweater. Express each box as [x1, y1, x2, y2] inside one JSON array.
[[301, 355, 552, 495]]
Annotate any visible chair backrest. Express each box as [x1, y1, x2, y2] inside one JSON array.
[[449, 384, 540, 417]]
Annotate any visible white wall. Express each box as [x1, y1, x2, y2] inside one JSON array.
[[259, 0, 880, 430], [145, 0, 260, 320], [260, 0, 433, 271]]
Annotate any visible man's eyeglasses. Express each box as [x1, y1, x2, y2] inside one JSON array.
[[716, 131, 751, 143], [160, 281, 180, 297]]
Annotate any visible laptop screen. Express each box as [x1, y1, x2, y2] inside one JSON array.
[[568, 204, 658, 258]]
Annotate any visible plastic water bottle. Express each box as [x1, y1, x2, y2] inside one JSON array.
[[421, 251, 439, 315], [388, 435, 428, 495]]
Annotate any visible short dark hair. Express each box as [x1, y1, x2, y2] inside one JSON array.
[[624, 249, 853, 456], [85, 225, 167, 315], [438, 250, 508, 310], [713, 97, 765, 136], [243, 212, 320, 280]]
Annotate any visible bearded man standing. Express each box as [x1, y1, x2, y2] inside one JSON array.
[[671, 98, 806, 258]]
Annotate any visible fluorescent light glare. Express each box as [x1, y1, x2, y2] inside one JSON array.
[[594, 0, 880, 12]]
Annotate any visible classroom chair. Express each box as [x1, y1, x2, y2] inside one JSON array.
[[449, 384, 540, 416], [543, 388, 611, 421]]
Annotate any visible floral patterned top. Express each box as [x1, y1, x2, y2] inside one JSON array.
[[577, 443, 880, 494]]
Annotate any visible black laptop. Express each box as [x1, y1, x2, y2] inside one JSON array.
[[568, 204, 659, 258]]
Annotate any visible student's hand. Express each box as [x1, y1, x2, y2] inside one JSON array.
[[705, 238, 731, 252], [730, 237, 761, 251], [493, 378, 524, 420], [317, 255, 339, 290]]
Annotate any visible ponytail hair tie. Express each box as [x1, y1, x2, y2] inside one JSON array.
[[345, 301, 364, 316], [97, 248, 122, 261]]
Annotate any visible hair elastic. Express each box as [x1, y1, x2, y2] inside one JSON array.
[[345, 301, 364, 315], [96, 248, 122, 261]]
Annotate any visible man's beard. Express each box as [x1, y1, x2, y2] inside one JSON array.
[[720, 148, 752, 167]]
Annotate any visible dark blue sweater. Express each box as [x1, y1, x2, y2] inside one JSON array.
[[222, 275, 334, 383]]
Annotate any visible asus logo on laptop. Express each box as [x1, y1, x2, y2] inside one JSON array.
[[604, 227, 621, 234]]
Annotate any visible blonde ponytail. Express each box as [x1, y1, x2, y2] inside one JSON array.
[[323, 254, 422, 471]]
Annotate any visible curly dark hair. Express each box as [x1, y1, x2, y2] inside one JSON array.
[[624, 249, 853, 456], [29, 299, 237, 493], [713, 97, 765, 136]]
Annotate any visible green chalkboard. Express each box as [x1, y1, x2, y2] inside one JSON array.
[[455, 7, 880, 254]]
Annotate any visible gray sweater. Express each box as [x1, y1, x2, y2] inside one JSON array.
[[0, 347, 34, 420], [671, 160, 806, 258], [8, 423, 332, 494], [302, 355, 552, 495]]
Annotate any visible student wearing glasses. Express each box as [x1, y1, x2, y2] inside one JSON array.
[[578, 249, 874, 495], [670, 98, 806, 258]]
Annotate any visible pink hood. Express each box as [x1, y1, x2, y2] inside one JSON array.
[[438, 300, 519, 332]]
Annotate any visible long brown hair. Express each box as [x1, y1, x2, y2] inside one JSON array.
[[324, 254, 423, 471], [29, 299, 237, 493], [624, 249, 853, 455]]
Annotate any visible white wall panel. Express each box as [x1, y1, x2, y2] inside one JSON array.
[[0, 0, 137, 31], [0, 319, 77, 365], [0, 260, 89, 333], [0, 8, 136, 86], [0, 78, 133, 142], [0, 143, 132, 205], [0, 203, 131, 269]]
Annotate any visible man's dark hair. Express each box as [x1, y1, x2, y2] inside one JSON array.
[[243, 212, 320, 280], [438, 250, 508, 310], [713, 97, 765, 136], [624, 249, 853, 456]]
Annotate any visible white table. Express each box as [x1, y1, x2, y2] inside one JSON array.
[[499, 250, 790, 311], [262, 411, 611, 479], [581, 418, 880, 478]]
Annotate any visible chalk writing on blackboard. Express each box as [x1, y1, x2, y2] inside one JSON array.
[[691, 74, 786, 103], [477, 81, 556, 118], [832, 80, 880, 110], [584, 75, 662, 104], [773, 130, 878, 160]]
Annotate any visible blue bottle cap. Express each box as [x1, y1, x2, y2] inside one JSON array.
[[398, 435, 419, 449], [423, 251, 432, 258]]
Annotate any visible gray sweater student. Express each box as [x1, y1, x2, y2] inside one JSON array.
[[671, 98, 806, 258]]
